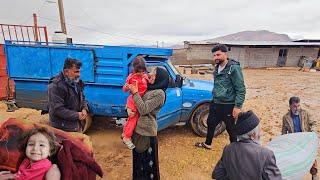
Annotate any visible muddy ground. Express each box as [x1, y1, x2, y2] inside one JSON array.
[[0, 68, 319, 179]]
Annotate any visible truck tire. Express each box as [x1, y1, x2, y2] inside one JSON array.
[[190, 103, 226, 137], [81, 115, 92, 133]]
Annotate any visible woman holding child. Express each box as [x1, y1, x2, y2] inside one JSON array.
[[126, 59, 169, 180]]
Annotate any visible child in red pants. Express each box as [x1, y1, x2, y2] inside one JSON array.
[[122, 57, 150, 149]]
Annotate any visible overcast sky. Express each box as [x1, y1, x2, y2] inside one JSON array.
[[0, 0, 319, 46]]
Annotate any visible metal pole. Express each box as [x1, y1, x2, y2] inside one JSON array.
[[58, 0, 67, 34], [33, 13, 39, 42], [13, 25, 18, 41], [7, 26, 12, 41], [44, 27, 48, 45], [1, 25, 5, 42]]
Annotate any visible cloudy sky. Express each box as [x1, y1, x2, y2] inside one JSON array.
[[0, 0, 319, 46]]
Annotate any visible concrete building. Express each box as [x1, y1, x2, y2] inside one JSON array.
[[183, 40, 320, 68], [171, 48, 187, 65]]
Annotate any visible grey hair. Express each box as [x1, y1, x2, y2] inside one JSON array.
[[237, 124, 260, 141]]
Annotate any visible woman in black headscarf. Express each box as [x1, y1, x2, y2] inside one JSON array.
[[127, 67, 169, 180]]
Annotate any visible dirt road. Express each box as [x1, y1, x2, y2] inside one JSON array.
[[1, 68, 319, 179]]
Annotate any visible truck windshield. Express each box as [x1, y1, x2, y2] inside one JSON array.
[[167, 60, 189, 84], [167, 60, 182, 76]]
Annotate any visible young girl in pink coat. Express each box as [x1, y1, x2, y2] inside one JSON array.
[[122, 57, 152, 149], [0, 127, 60, 180]]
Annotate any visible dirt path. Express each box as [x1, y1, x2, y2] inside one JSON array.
[[1, 69, 319, 179]]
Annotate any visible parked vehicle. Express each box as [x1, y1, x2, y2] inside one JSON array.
[[4, 41, 225, 136]]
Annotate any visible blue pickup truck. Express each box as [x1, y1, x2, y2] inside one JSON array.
[[4, 41, 224, 136]]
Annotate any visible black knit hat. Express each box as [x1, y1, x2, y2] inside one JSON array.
[[235, 110, 260, 135]]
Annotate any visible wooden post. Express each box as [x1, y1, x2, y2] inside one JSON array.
[[33, 13, 39, 42], [58, 0, 67, 34]]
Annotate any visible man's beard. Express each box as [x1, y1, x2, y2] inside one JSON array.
[[215, 59, 223, 65], [66, 77, 80, 84], [291, 109, 299, 115], [73, 77, 80, 83]]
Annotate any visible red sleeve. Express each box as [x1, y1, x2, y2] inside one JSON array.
[[126, 73, 134, 83], [123, 73, 133, 92]]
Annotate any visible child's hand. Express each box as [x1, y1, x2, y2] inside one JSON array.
[[127, 108, 136, 117], [127, 81, 138, 94], [123, 83, 129, 92]]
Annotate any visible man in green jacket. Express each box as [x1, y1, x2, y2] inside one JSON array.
[[196, 44, 246, 149]]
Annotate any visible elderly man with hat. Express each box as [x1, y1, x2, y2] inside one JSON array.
[[212, 111, 282, 180]]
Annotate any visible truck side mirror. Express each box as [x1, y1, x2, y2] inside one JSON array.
[[175, 75, 183, 88]]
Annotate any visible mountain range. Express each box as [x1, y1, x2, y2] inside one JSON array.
[[169, 30, 293, 49]]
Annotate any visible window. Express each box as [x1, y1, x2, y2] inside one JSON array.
[[278, 49, 288, 57]]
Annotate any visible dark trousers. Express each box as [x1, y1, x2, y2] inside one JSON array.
[[132, 137, 160, 180], [205, 103, 237, 145]]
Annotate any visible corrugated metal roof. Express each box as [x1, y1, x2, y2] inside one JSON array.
[[186, 40, 320, 46], [293, 39, 320, 43]]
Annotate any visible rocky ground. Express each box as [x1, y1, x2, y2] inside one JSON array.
[[1, 68, 319, 179]]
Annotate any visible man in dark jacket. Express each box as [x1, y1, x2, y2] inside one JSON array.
[[196, 44, 246, 149], [48, 58, 89, 132], [213, 111, 282, 180]]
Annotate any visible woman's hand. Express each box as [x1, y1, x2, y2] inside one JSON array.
[[45, 164, 61, 180], [127, 82, 138, 94], [0, 171, 15, 180]]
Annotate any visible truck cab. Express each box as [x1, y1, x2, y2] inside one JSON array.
[[145, 58, 222, 136]]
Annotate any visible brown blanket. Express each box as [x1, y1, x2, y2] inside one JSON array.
[[57, 140, 103, 179]]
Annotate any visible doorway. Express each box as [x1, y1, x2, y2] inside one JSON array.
[[277, 49, 288, 67]]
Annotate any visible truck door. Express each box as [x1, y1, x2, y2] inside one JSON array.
[[146, 64, 182, 131]]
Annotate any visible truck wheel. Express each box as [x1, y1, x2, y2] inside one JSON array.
[[190, 103, 226, 137], [81, 115, 92, 133]]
